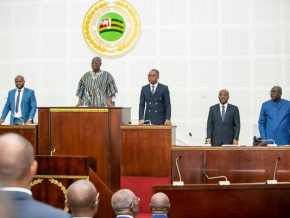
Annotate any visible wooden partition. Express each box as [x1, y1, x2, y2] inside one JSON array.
[[37, 107, 131, 192], [0, 125, 37, 153], [172, 146, 290, 184], [121, 125, 176, 177], [154, 183, 290, 218], [32, 155, 115, 218]]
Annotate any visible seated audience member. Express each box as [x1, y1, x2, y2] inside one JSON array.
[[0, 133, 71, 218], [66, 180, 99, 218], [111, 189, 140, 218], [150, 192, 170, 217]]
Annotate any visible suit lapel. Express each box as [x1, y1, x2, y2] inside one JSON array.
[[152, 83, 162, 100], [21, 88, 26, 104], [217, 104, 223, 122], [224, 104, 231, 122]]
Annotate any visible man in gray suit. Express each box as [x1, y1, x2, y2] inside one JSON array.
[[206, 89, 240, 146], [0, 133, 71, 218]]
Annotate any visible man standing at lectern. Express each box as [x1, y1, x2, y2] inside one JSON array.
[[0, 75, 37, 125], [76, 57, 118, 107], [206, 89, 240, 146], [258, 86, 290, 146], [138, 69, 171, 125]]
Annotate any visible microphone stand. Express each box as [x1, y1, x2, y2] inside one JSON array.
[[11, 113, 25, 125], [266, 157, 280, 184], [204, 172, 230, 185], [255, 137, 277, 146], [173, 156, 184, 186]]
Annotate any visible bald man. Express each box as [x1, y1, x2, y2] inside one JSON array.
[[66, 180, 99, 218], [0, 133, 71, 218], [0, 75, 37, 125], [150, 192, 170, 218], [111, 189, 139, 218], [206, 89, 240, 146]]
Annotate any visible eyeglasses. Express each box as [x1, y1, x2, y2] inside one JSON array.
[[147, 75, 158, 77], [92, 62, 101, 64], [269, 91, 280, 94]]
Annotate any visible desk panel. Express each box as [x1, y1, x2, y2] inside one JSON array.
[[154, 183, 290, 218], [172, 146, 290, 184]]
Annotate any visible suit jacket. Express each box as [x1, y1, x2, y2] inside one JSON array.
[[3, 191, 71, 218], [0, 88, 37, 124], [139, 83, 171, 125], [206, 103, 240, 146]]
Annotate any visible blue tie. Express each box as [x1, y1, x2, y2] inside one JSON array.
[[15, 89, 21, 113], [222, 105, 225, 122]]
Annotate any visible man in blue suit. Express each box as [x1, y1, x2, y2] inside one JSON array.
[[150, 192, 170, 218], [111, 189, 139, 218], [139, 69, 171, 125], [0, 133, 72, 218], [0, 75, 37, 125], [206, 89, 240, 146]]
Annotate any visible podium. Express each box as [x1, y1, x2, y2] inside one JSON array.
[[37, 107, 131, 192], [121, 125, 176, 177], [0, 125, 37, 153], [32, 155, 115, 218], [120, 125, 176, 213]]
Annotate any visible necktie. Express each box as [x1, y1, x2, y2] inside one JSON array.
[[151, 85, 155, 94], [221, 105, 225, 122], [15, 89, 21, 113]]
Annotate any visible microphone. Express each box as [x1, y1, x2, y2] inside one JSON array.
[[128, 121, 132, 124], [203, 171, 230, 185], [173, 155, 184, 186], [255, 137, 277, 146], [50, 146, 57, 156], [139, 120, 152, 125], [266, 157, 281, 184], [11, 113, 25, 125]]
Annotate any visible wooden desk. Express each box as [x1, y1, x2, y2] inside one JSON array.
[[0, 125, 37, 153], [37, 107, 131, 192], [172, 146, 290, 184], [154, 183, 290, 217]]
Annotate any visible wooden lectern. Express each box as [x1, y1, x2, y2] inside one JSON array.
[[120, 125, 176, 213], [121, 125, 176, 177], [37, 107, 131, 192], [32, 155, 115, 218]]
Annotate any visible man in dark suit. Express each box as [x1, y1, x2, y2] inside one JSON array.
[[0, 75, 37, 125], [111, 189, 139, 218], [66, 180, 99, 218], [0, 133, 71, 218], [138, 69, 171, 125], [206, 89, 240, 146], [150, 192, 170, 218]]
